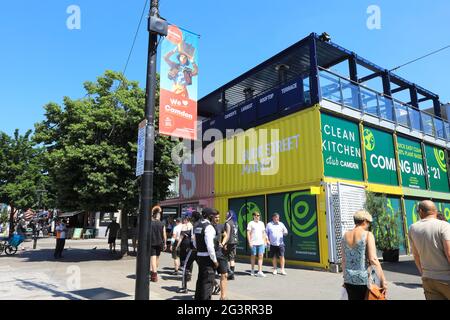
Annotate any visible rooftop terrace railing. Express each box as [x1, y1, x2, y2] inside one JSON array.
[[318, 67, 449, 142]]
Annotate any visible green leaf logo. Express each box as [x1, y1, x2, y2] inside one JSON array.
[[363, 129, 375, 151], [434, 148, 447, 173], [283, 193, 317, 238]]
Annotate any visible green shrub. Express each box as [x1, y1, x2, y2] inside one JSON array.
[[364, 192, 402, 251]]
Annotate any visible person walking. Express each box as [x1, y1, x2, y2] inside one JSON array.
[[194, 208, 218, 300], [54, 219, 67, 259], [211, 211, 229, 300], [177, 215, 193, 276], [105, 217, 120, 253], [179, 211, 201, 294], [224, 210, 238, 280], [150, 206, 167, 282], [342, 210, 387, 300], [266, 213, 288, 275], [170, 218, 182, 275], [247, 211, 269, 277], [409, 200, 450, 300]]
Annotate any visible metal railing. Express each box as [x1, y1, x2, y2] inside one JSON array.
[[318, 67, 448, 141]]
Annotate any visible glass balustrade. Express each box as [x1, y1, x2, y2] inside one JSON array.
[[319, 72, 342, 104], [360, 87, 378, 116], [421, 113, 435, 136], [319, 69, 449, 142], [434, 118, 445, 139], [394, 102, 409, 127], [408, 107, 422, 132]]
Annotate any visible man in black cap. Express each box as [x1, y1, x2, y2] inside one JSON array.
[[193, 208, 219, 300]]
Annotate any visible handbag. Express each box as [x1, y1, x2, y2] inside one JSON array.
[[366, 283, 386, 300], [366, 266, 387, 300]]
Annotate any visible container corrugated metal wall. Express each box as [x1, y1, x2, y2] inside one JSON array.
[[179, 161, 215, 202], [215, 106, 323, 197]]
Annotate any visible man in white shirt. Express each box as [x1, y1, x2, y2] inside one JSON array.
[[247, 212, 269, 277], [54, 219, 67, 259], [170, 218, 182, 275], [266, 213, 288, 275]]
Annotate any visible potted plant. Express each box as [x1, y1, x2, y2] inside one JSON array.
[[364, 192, 402, 262]]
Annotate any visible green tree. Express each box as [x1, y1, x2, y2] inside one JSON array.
[[0, 130, 49, 236], [34, 70, 179, 254]]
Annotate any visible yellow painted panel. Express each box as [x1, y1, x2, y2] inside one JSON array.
[[367, 183, 403, 195], [317, 189, 329, 269], [215, 106, 323, 197]]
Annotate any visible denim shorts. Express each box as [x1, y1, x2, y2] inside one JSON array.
[[251, 244, 265, 256]]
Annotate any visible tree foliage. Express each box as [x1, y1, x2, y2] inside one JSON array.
[[364, 192, 402, 250], [0, 129, 49, 211], [34, 70, 179, 215]]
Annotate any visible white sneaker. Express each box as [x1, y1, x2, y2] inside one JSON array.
[[257, 271, 266, 278], [280, 269, 287, 275], [272, 269, 278, 275], [250, 270, 255, 276]]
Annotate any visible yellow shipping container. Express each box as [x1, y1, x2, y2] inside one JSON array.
[[215, 105, 323, 197]]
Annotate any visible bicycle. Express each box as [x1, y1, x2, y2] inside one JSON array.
[[0, 234, 24, 255]]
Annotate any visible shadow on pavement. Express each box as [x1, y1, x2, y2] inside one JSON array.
[[15, 279, 82, 300], [393, 282, 422, 289], [161, 275, 182, 281], [70, 287, 131, 300], [381, 260, 421, 277], [4, 248, 126, 263]]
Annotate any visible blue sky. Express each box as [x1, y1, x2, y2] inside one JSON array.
[[1, 0, 449, 136]]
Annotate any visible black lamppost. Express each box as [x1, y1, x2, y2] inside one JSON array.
[[135, 0, 167, 300]]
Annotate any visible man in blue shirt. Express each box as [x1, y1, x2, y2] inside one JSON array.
[[266, 213, 288, 275]]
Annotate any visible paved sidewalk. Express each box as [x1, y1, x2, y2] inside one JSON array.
[[0, 238, 424, 300]]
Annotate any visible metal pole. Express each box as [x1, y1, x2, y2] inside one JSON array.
[[135, 0, 159, 300]]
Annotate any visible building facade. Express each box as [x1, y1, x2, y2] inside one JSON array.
[[161, 33, 450, 271]]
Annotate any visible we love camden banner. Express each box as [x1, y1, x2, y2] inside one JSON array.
[[159, 24, 199, 140]]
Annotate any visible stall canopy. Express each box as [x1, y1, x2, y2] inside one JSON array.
[[58, 211, 84, 218]]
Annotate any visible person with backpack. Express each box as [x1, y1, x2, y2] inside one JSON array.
[[224, 210, 238, 280]]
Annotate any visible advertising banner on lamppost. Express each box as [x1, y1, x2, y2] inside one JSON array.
[[159, 24, 199, 140]]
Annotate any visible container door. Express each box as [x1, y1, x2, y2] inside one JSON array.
[[288, 191, 320, 262], [229, 197, 248, 255]]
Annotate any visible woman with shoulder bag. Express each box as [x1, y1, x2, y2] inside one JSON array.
[[341, 210, 388, 300]]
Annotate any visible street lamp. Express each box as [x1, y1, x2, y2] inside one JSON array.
[[135, 0, 168, 301]]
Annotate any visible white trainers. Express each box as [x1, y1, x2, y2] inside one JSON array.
[[257, 271, 266, 278], [280, 269, 287, 275], [272, 269, 278, 275], [250, 270, 255, 276]]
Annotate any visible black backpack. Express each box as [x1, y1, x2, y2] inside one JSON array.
[[227, 220, 238, 245]]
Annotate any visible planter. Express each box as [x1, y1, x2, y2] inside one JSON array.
[[382, 249, 399, 262]]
